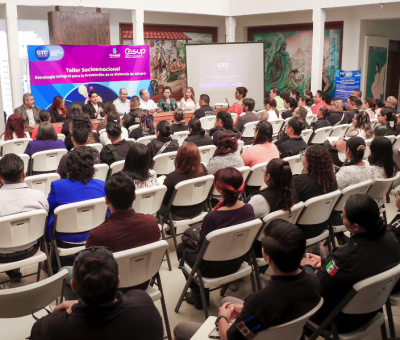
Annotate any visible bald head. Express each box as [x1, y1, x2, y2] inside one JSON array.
[[330, 97, 344, 111], [119, 88, 128, 102]]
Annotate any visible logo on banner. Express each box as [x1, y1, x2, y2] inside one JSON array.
[[35, 46, 50, 61], [217, 62, 231, 71], [125, 48, 146, 58], [110, 47, 120, 58]]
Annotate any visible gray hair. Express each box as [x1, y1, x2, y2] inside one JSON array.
[[23, 93, 33, 103], [139, 88, 147, 98]]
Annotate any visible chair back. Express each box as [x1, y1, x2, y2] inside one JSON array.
[[24, 173, 60, 196], [57, 134, 66, 141], [333, 180, 372, 212], [367, 172, 400, 202], [247, 195, 270, 219], [212, 166, 251, 196], [172, 175, 214, 207], [254, 298, 324, 340], [301, 129, 313, 144], [98, 128, 106, 135], [393, 135, 400, 150], [132, 185, 167, 215], [151, 151, 178, 175], [87, 143, 103, 153], [114, 241, 168, 288], [198, 145, 217, 166], [202, 219, 262, 261], [31, 149, 67, 173], [256, 110, 265, 119], [343, 263, 400, 314], [297, 190, 341, 225], [246, 162, 268, 187], [0, 269, 68, 318], [283, 154, 304, 175], [54, 197, 107, 233], [241, 121, 259, 138], [385, 135, 396, 144], [305, 114, 316, 126], [110, 160, 125, 176], [128, 124, 140, 133], [199, 116, 216, 130], [346, 123, 355, 135], [370, 119, 378, 129], [235, 140, 244, 155], [257, 202, 305, 241], [330, 125, 348, 138], [363, 138, 373, 159], [309, 127, 333, 144], [269, 119, 284, 137], [0, 209, 48, 249], [230, 112, 238, 122], [93, 163, 109, 181], [171, 131, 189, 146], [18, 153, 30, 174], [1, 138, 32, 156], [137, 135, 157, 145]]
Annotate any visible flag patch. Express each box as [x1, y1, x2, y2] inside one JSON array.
[[326, 260, 338, 276]]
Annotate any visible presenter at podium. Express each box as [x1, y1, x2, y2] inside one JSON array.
[[82, 90, 105, 119]]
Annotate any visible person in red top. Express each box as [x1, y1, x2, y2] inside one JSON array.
[[31, 110, 61, 139], [311, 90, 330, 115]]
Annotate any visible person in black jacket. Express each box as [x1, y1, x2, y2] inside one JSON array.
[[278, 118, 307, 158], [375, 108, 396, 136], [281, 97, 296, 119], [311, 106, 331, 131], [209, 111, 240, 146], [327, 97, 348, 126], [49, 96, 67, 122], [184, 119, 213, 147], [147, 120, 179, 159], [82, 91, 105, 119]]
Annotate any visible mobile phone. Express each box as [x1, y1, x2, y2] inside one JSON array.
[[208, 326, 221, 339]]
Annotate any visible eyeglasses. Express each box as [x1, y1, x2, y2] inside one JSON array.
[[262, 167, 267, 173]]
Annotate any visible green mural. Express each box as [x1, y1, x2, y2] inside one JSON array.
[[366, 46, 387, 102]]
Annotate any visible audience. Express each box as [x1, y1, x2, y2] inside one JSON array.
[[14, 93, 40, 129], [281, 97, 296, 119], [241, 121, 279, 167], [348, 110, 375, 139], [298, 95, 313, 115], [290, 89, 301, 104], [235, 98, 259, 134], [96, 102, 117, 132], [327, 97, 348, 126], [344, 96, 359, 121], [49, 96, 68, 122], [31, 247, 163, 340], [0, 154, 49, 281], [99, 111, 129, 145], [32, 110, 62, 140], [293, 106, 310, 128], [100, 121, 134, 165], [209, 111, 240, 145], [82, 90, 104, 119], [310, 106, 331, 131], [183, 119, 213, 146], [312, 90, 329, 115], [175, 219, 322, 340], [260, 98, 279, 121], [192, 94, 215, 119], [147, 120, 179, 158], [170, 109, 188, 132], [0, 113, 30, 145], [176, 168, 255, 310], [269, 87, 284, 109], [113, 88, 130, 116], [129, 110, 155, 140], [180, 87, 199, 110], [139, 88, 159, 112], [122, 143, 158, 188], [303, 194, 400, 333], [386, 96, 398, 115], [157, 86, 178, 112], [122, 96, 142, 127], [362, 98, 376, 119], [61, 104, 82, 141], [375, 108, 396, 136], [229, 86, 248, 115], [277, 118, 307, 158]]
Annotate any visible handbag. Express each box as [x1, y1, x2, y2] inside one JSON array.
[[181, 223, 202, 250]]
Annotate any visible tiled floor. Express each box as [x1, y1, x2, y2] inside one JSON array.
[[2, 190, 400, 339]]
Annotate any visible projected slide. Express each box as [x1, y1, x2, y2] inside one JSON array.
[[186, 43, 264, 109]]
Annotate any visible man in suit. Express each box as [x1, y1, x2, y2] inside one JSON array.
[[82, 90, 105, 119], [14, 93, 40, 130]]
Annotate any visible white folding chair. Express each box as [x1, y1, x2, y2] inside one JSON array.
[[244, 162, 268, 196], [171, 131, 189, 146], [151, 151, 177, 176], [269, 119, 284, 137], [87, 143, 103, 153], [0, 210, 52, 284], [330, 180, 372, 247], [307, 263, 400, 340], [230, 112, 238, 123], [256, 110, 265, 119], [385, 135, 396, 144], [198, 145, 217, 166], [297, 191, 341, 249], [30, 149, 67, 175], [301, 129, 313, 144], [125, 138, 136, 143], [363, 138, 373, 159], [51, 198, 107, 269], [305, 114, 316, 126], [57, 134, 66, 141], [235, 140, 244, 155], [114, 241, 172, 340], [161, 175, 214, 250], [309, 126, 333, 145], [98, 128, 106, 135], [128, 124, 140, 133], [199, 116, 216, 130], [370, 119, 378, 129], [137, 135, 157, 145], [0, 269, 68, 340], [330, 124, 349, 138], [345, 123, 355, 136], [18, 153, 30, 174], [109, 160, 125, 177], [93, 163, 109, 181], [283, 154, 304, 175], [393, 135, 400, 150], [24, 173, 60, 197], [211, 166, 251, 199], [174, 219, 263, 319], [241, 121, 259, 139], [0, 138, 32, 156]]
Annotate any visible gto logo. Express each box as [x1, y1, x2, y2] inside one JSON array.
[[125, 48, 146, 56], [37, 51, 48, 56], [217, 62, 231, 70], [35, 46, 50, 61]]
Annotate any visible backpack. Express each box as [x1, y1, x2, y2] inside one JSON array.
[[104, 140, 135, 162]]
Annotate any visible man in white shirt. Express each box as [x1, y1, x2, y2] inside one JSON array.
[[139, 88, 159, 112], [113, 88, 130, 117], [0, 154, 49, 280], [14, 93, 41, 130]]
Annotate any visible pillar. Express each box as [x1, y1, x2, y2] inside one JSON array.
[[311, 8, 326, 95], [132, 9, 144, 46], [225, 17, 236, 43], [342, 17, 361, 71]]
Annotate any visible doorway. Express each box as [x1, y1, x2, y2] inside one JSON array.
[[385, 40, 400, 109]]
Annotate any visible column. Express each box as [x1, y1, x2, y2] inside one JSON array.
[[5, 3, 22, 110], [342, 16, 361, 71], [225, 17, 236, 43], [132, 9, 144, 46], [0, 64, 4, 135], [310, 8, 326, 95]]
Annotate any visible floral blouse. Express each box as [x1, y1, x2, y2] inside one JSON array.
[[157, 97, 178, 112], [133, 170, 159, 189]]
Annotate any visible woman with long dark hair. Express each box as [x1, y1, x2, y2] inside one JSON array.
[[99, 110, 129, 145], [298, 95, 313, 115], [96, 102, 117, 132], [157, 86, 178, 112], [176, 167, 255, 310], [184, 119, 213, 146], [282, 97, 297, 119], [209, 111, 240, 145], [362, 98, 377, 119], [170, 109, 188, 132], [261, 98, 279, 120], [0, 113, 29, 145], [49, 96, 68, 122], [375, 108, 396, 136]]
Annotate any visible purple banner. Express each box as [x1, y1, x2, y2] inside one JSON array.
[[28, 45, 150, 86]]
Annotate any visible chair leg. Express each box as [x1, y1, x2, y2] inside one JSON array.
[[197, 272, 209, 319], [328, 220, 337, 249], [249, 270, 257, 293], [250, 249, 261, 291], [174, 271, 194, 313], [160, 228, 172, 271], [381, 321, 388, 340], [54, 243, 62, 271], [42, 238, 53, 276], [385, 299, 396, 338], [220, 284, 229, 297], [331, 323, 339, 340], [169, 218, 178, 250], [156, 273, 172, 340], [36, 262, 41, 282]]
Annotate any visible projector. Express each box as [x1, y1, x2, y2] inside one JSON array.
[[215, 103, 229, 109]]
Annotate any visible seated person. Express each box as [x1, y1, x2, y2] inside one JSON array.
[[99, 111, 129, 145], [82, 90, 105, 119], [260, 98, 279, 121], [122, 96, 142, 127], [147, 120, 179, 159], [170, 109, 188, 133], [229, 87, 247, 117], [31, 247, 163, 340], [0, 154, 49, 281], [61, 104, 81, 141], [95, 102, 117, 132], [275, 107, 310, 147], [157, 86, 178, 112], [14, 92, 40, 129], [209, 111, 240, 145], [235, 98, 259, 137], [184, 118, 213, 147], [281, 97, 296, 119], [64, 111, 100, 151], [176, 168, 255, 310], [174, 219, 322, 340], [100, 121, 134, 165], [0, 113, 30, 145], [129, 110, 155, 140], [310, 106, 331, 131], [49, 96, 68, 123], [327, 97, 348, 126], [32, 110, 62, 140], [303, 194, 400, 333], [192, 94, 215, 119], [277, 118, 307, 158], [47, 147, 105, 248], [375, 108, 397, 137]]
